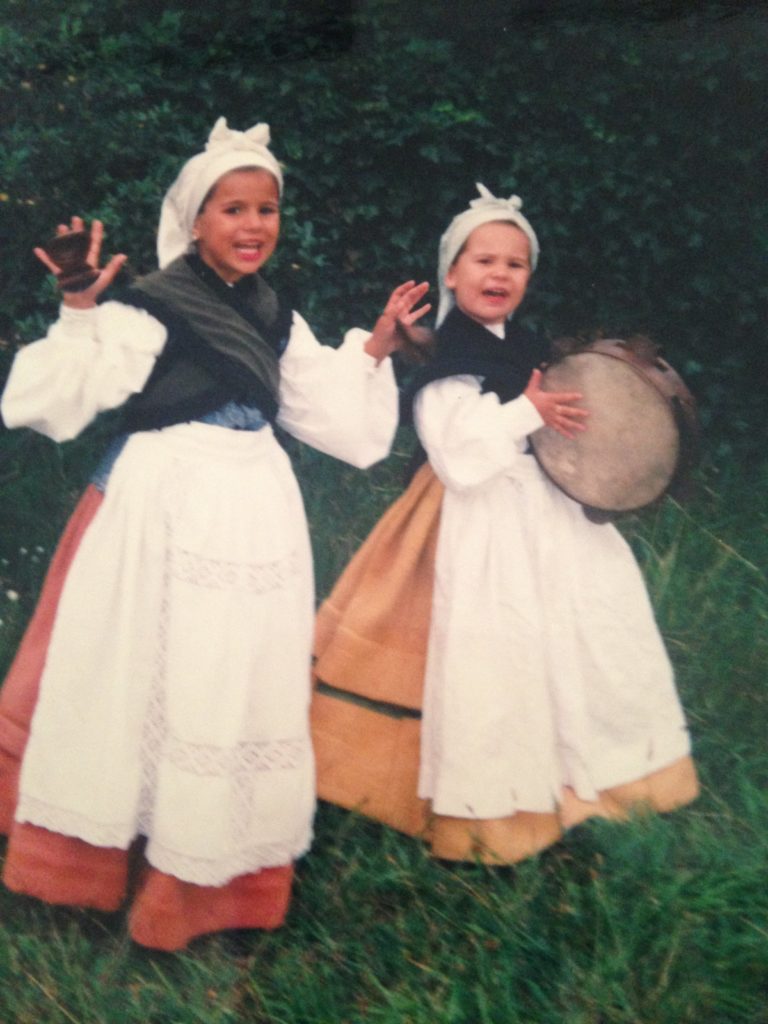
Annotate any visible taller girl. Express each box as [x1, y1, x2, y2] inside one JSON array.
[[0, 118, 428, 949]]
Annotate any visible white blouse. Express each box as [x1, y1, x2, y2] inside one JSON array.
[[413, 374, 544, 492], [1, 302, 398, 469]]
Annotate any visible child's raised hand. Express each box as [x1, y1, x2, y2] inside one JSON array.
[[524, 368, 589, 439], [365, 280, 433, 364], [34, 217, 127, 309]]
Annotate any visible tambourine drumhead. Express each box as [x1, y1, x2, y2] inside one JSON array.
[[531, 350, 680, 512]]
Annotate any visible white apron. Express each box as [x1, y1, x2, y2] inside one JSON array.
[[16, 422, 316, 886]]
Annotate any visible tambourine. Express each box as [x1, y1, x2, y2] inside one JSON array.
[[530, 337, 698, 518]]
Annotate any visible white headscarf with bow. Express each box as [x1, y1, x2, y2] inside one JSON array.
[[157, 117, 284, 268], [436, 184, 539, 325]]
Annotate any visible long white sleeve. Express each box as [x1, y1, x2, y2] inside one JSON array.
[[414, 375, 544, 492], [0, 302, 167, 442], [277, 312, 398, 469]]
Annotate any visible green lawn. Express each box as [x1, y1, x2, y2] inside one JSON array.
[[0, 443, 766, 1023]]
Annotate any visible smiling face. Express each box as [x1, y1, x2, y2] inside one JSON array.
[[193, 168, 280, 283], [445, 220, 532, 328]]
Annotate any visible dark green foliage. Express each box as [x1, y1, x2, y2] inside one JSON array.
[[1, 0, 766, 463]]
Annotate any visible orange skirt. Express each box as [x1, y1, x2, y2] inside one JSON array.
[[312, 463, 698, 864], [0, 485, 293, 951]]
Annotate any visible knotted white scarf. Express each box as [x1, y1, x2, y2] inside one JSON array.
[[157, 118, 284, 268], [436, 184, 539, 325]]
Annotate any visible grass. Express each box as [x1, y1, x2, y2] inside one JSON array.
[[0, 429, 766, 1023]]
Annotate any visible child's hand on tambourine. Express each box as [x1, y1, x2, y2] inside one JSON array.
[[34, 217, 127, 309], [525, 368, 589, 439]]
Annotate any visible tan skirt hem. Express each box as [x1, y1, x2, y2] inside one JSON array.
[[312, 690, 698, 864]]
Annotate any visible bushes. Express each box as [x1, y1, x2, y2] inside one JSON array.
[[0, 0, 765, 460]]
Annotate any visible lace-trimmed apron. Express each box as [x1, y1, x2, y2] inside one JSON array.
[[0, 409, 308, 949]]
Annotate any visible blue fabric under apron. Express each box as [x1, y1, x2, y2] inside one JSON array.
[[90, 402, 269, 493]]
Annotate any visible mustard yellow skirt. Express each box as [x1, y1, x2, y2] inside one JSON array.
[[312, 463, 698, 864]]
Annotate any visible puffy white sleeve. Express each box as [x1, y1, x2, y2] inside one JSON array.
[[276, 312, 398, 469], [0, 302, 167, 443], [414, 375, 544, 492]]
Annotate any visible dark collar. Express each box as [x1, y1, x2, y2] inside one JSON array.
[[408, 306, 550, 406]]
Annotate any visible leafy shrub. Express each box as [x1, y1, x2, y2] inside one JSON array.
[[0, 0, 765, 464]]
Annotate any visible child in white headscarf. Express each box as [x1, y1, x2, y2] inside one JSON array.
[[0, 118, 428, 949], [312, 185, 698, 864]]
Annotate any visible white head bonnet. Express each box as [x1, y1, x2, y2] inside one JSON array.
[[156, 117, 284, 268], [436, 183, 539, 325]]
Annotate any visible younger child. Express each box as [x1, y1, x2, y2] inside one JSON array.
[[0, 118, 428, 948], [312, 185, 698, 863]]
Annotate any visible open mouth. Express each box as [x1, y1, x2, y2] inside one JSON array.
[[235, 243, 263, 260], [483, 288, 509, 299]]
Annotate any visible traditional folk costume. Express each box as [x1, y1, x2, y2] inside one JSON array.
[[312, 187, 698, 863], [0, 120, 399, 950]]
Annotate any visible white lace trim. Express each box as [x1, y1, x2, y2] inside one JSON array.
[[15, 795, 133, 849], [170, 545, 300, 594], [164, 735, 307, 777], [15, 795, 312, 885], [137, 505, 173, 839], [146, 832, 312, 887]]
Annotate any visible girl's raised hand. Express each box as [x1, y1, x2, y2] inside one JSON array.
[[366, 280, 433, 364], [34, 217, 127, 309], [524, 367, 589, 440]]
